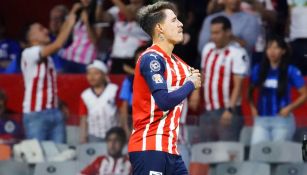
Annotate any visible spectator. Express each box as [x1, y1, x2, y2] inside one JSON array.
[[249, 35, 307, 144], [0, 16, 22, 73], [119, 45, 147, 138], [190, 16, 249, 142], [49, 5, 69, 40], [79, 60, 119, 143], [99, 0, 150, 74], [49, 4, 69, 72], [62, 0, 103, 73], [207, 0, 225, 15], [21, 14, 76, 143], [80, 127, 131, 175], [288, 0, 307, 75], [0, 90, 23, 145], [198, 0, 261, 55]]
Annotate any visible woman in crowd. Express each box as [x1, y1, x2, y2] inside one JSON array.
[[249, 35, 307, 144], [62, 0, 103, 73]]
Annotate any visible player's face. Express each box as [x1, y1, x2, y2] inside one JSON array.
[[266, 41, 285, 63], [107, 134, 124, 157], [210, 23, 230, 48], [29, 23, 51, 45], [86, 68, 106, 87], [159, 9, 184, 44]]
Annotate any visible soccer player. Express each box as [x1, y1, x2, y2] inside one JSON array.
[[128, 2, 201, 175]]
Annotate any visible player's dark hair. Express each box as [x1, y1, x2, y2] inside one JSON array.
[[21, 22, 36, 45], [211, 16, 232, 31], [137, 1, 177, 36], [249, 35, 290, 103], [106, 127, 127, 144]]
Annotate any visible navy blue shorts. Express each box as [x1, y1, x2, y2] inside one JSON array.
[[129, 151, 188, 175]]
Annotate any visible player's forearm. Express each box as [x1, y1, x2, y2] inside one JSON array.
[[152, 81, 195, 111]]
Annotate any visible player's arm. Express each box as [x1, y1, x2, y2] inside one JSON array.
[[140, 53, 201, 111], [40, 14, 76, 58]]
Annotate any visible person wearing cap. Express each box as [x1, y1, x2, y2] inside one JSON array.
[[79, 60, 119, 143]]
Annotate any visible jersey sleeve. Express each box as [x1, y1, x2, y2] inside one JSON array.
[[289, 65, 305, 89], [232, 48, 249, 76], [140, 53, 167, 93], [21, 46, 42, 65], [119, 77, 132, 101], [79, 97, 88, 117]]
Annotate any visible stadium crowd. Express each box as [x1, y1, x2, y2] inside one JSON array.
[[0, 0, 307, 174]]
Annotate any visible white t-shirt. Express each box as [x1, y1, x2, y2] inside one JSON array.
[[108, 6, 150, 59], [288, 0, 307, 40], [80, 83, 119, 139]]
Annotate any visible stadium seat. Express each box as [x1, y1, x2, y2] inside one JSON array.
[[0, 144, 11, 160], [249, 141, 302, 163], [191, 142, 244, 164], [34, 161, 82, 175], [66, 126, 80, 145], [239, 126, 253, 146], [0, 161, 30, 175], [216, 162, 270, 175], [274, 163, 307, 175], [76, 143, 107, 164]]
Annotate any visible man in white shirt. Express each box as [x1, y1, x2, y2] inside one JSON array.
[[190, 16, 249, 141], [79, 60, 119, 143], [21, 14, 76, 143]]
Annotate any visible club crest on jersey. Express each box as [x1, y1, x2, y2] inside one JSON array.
[[149, 171, 163, 175], [150, 60, 161, 72], [152, 74, 163, 84]]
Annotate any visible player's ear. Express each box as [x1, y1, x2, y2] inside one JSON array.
[[156, 23, 164, 34]]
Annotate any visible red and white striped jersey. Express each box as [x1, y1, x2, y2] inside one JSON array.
[[62, 21, 97, 64], [128, 45, 192, 155], [80, 155, 131, 175], [79, 83, 119, 139], [201, 42, 249, 111], [21, 46, 58, 113]]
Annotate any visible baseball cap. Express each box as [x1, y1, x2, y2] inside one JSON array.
[[87, 60, 108, 74]]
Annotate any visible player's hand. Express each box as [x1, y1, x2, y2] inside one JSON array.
[[188, 72, 201, 89], [220, 110, 232, 126]]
